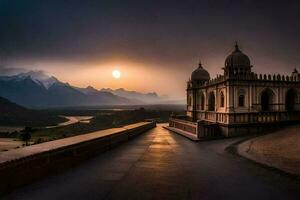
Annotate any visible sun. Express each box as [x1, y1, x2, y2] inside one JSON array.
[[112, 70, 121, 79]]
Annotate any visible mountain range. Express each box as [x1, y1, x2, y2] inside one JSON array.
[[100, 88, 167, 104], [0, 96, 64, 126], [0, 71, 167, 108]]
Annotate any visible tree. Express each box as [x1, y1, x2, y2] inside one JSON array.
[[20, 127, 33, 146]]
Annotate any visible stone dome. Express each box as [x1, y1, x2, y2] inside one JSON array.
[[225, 43, 251, 67], [191, 62, 210, 81]]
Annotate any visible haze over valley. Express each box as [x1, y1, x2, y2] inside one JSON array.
[[0, 70, 177, 108]]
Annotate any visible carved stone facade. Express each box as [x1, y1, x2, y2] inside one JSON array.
[[170, 43, 300, 138]]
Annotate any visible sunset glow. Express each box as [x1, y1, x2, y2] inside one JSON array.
[[0, 1, 299, 198], [112, 70, 121, 79], [1, 1, 299, 101]]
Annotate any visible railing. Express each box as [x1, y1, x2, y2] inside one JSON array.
[[169, 117, 221, 138], [169, 118, 197, 135], [170, 111, 300, 139], [195, 111, 219, 123], [206, 112, 217, 122], [233, 111, 300, 124], [194, 111, 300, 124]]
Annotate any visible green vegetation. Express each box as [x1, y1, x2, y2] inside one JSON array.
[[24, 108, 184, 144], [20, 127, 34, 146]]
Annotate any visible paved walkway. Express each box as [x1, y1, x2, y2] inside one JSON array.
[[4, 125, 299, 200], [238, 125, 300, 175]]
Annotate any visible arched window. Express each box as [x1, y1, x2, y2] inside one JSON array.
[[261, 89, 274, 111], [238, 89, 246, 107], [238, 95, 245, 107], [286, 89, 297, 111], [220, 92, 225, 107], [208, 92, 215, 111]]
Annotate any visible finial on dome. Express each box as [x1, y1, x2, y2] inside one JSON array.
[[198, 60, 203, 68], [234, 41, 240, 51], [293, 68, 298, 73], [191, 60, 210, 81]]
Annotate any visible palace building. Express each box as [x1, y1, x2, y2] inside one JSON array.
[[168, 43, 300, 140]]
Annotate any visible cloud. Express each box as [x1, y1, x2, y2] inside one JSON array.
[[0, 66, 27, 76], [0, 65, 52, 79]]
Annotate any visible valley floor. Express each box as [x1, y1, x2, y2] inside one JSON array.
[[0, 126, 23, 133], [45, 116, 92, 128], [0, 138, 22, 152]]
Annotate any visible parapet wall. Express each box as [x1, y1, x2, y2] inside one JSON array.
[[190, 73, 300, 87], [168, 118, 221, 140], [0, 121, 156, 195]]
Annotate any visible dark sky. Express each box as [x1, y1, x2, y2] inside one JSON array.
[[0, 0, 300, 98]]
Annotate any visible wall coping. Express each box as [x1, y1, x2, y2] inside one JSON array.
[[0, 122, 151, 165]]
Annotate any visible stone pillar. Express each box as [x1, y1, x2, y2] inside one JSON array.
[[197, 120, 204, 138], [249, 85, 252, 111], [192, 88, 197, 121], [228, 84, 235, 112]]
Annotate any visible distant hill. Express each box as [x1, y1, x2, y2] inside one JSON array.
[[0, 96, 65, 127], [74, 86, 144, 105], [100, 88, 168, 103], [0, 71, 143, 108], [157, 99, 186, 105]]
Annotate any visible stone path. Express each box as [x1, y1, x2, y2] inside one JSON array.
[[4, 124, 299, 200]]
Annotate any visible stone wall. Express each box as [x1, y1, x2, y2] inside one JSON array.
[[169, 118, 220, 139], [0, 121, 156, 195], [169, 118, 197, 135]]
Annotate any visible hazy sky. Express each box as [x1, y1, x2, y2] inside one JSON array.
[[1, 0, 300, 99]]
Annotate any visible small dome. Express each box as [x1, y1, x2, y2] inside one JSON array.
[[225, 43, 250, 67], [292, 68, 299, 74], [191, 62, 210, 81]]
